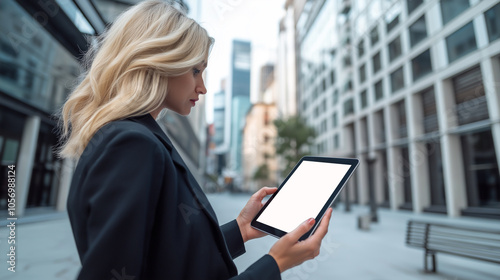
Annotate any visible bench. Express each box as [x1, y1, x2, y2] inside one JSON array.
[[405, 220, 500, 272]]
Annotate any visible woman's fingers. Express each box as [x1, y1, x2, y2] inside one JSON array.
[[310, 208, 333, 242], [285, 218, 315, 242], [253, 186, 277, 201]]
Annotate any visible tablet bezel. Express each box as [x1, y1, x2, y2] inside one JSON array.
[[251, 156, 359, 240]]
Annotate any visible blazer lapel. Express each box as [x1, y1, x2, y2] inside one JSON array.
[[128, 114, 220, 224]]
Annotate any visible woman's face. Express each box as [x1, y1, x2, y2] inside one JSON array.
[[164, 61, 207, 115]]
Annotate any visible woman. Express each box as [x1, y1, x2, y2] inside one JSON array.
[[59, 1, 332, 279]]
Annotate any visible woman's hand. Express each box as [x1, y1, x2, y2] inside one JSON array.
[[236, 187, 278, 243], [268, 207, 333, 273]]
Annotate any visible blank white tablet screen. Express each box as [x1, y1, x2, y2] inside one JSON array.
[[256, 161, 351, 233]]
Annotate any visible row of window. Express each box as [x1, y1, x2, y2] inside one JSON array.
[[345, 64, 489, 147], [304, 1, 499, 114], [356, 2, 500, 83]]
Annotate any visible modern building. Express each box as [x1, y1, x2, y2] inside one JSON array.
[[0, 0, 206, 217], [295, 0, 500, 219]]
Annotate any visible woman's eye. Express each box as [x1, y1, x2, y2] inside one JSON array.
[[193, 68, 201, 75]]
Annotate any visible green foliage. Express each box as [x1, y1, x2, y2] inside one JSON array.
[[274, 116, 316, 175], [253, 163, 270, 180]]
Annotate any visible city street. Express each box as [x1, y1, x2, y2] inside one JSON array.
[[0, 192, 499, 280]]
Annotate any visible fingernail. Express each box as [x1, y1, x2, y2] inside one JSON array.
[[307, 218, 315, 225]]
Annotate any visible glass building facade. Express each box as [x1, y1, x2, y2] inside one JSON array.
[[0, 0, 87, 214], [297, 0, 500, 219]]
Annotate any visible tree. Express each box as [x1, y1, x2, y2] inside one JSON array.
[[253, 163, 270, 180], [274, 116, 316, 175]]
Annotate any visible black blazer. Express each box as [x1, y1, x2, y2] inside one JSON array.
[[67, 114, 281, 280]]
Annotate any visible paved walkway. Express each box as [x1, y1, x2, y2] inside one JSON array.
[[0, 192, 498, 279]]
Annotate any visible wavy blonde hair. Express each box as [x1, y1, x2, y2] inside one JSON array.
[[58, 1, 213, 159]]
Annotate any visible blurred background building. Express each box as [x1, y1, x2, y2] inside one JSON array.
[[0, 0, 207, 217], [292, 0, 500, 219], [242, 64, 279, 192]]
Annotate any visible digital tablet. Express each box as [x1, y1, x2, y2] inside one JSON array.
[[251, 156, 359, 240]]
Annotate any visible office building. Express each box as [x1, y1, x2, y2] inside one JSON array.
[[295, 0, 500, 219]]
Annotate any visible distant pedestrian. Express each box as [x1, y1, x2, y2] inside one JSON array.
[[58, 1, 332, 279]]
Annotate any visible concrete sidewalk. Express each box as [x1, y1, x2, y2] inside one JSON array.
[[0, 192, 498, 280]]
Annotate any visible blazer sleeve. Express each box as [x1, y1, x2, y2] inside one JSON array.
[[221, 220, 281, 280], [220, 220, 246, 259], [231, 255, 281, 280], [76, 130, 166, 280]]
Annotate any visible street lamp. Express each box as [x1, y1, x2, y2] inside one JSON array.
[[367, 154, 378, 222]]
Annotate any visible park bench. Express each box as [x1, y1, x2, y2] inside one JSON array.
[[405, 220, 500, 272]]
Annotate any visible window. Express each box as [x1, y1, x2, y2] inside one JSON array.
[[374, 80, 384, 101], [372, 52, 381, 74], [360, 117, 369, 148], [358, 39, 365, 57], [461, 130, 500, 209], [386, 15, 400, 34], [388, 36, 402, 62], [370, 26, 379, 46], [485, 2, 500, 43], [374, 110, 386, 143], [321, 119, 327, 135], [441, 0, 469, 25], [419, 87, 439, 134], [343, 79, 352, 93], [394, 100, 407, 139], [330, 70, 336, 85], [412, 49, 432, 81], [360, 90, 368, 109], [409, 16, 427, 47], [332, 89, 339, 105], [452, 66, 489, 125], [333, 134, 339, 149], [332, 112, 338, 128], [343, 55, 352, 67], [359, 64, 366, 83], [0, 0, 81, 113], [446, 22, 477, 63], [427, 141, 446, 210], [407, 0, 423, 15], [400, 146, 413, 209], [390, 67, 404, 93], [343, 98, 354, 116]]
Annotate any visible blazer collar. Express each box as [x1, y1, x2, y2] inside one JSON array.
[[128, 114, 174, 151]]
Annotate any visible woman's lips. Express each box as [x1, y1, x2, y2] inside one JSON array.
[[190, 99, 198, 106]]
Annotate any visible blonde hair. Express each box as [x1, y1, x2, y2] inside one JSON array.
[[58, 1, 213, 159]]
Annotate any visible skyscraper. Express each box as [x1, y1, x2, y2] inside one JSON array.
[[229, 40, 252, 179], [214, 40, 251, 188]]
